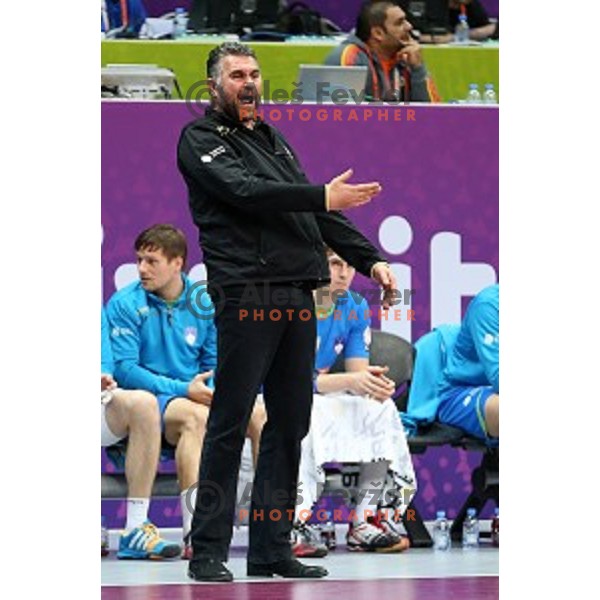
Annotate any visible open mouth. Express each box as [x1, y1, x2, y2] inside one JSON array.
[[239, 94, 255, 105]]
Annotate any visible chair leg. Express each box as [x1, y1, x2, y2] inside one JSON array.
[[450, 449, 499, 541], [402, 502, 433, 548]]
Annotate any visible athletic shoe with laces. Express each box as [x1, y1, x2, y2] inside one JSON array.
[[116, 521, 181, 560], [291, 521, 328, 558], [346, 521, 395, 551], [368, 514, 410, 553]]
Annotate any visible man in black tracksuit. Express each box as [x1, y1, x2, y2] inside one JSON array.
[[177, 42, 397, 582]]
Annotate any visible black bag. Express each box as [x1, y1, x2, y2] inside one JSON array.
[[277, 1, 323, 35]]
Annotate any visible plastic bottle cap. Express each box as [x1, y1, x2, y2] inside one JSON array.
[[436, 510, 446, 518], [466, 508, 476, 516], [485, 84, 494, 90], [469, 84, 478, 89]]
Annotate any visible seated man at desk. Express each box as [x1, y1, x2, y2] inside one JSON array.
[[324, 1, 438, 102]]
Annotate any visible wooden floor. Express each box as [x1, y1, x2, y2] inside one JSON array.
[[101, 576, 499, 600]]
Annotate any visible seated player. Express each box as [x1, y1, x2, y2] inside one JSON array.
[[106, 224, 266, 559], [438, 283, 499, 443], [101, 307, 181, 559], [402, 284, 499, 446], [291, 249, 416, 557]]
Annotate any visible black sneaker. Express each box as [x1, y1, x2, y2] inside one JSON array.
[[247, 558, 328, 578], [188, 557, 233, 582], [346, 521, 394, 551]]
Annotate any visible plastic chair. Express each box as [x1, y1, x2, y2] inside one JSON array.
[[330, 329, 498, 546]]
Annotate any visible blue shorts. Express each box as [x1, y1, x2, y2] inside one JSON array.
[[157, 393, 178, 423], [438, 385, 498, 445], [157, 394, 180, 460]]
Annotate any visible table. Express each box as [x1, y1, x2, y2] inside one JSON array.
[[101, 36, 499, 103]]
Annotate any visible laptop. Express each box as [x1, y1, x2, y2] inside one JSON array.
[[296, 65, 368, 103], [101, 65, 177, 99]]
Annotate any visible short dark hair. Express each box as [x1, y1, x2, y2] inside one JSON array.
[[134, 224, 188, 267], [356, 1, 395, 42], [206, 42, 258, 80]]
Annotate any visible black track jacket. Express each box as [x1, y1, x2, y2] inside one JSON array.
[[177, 109, 384, 289]]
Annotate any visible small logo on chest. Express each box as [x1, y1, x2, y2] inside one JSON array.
[[184, 326, 198, 345]]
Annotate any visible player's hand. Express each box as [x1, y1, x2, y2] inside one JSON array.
[[349, 366, 395, 401], [188, 371, 214, 406], [371, 262, 398, 310], [327, 169, 382, 211], [101, 373, 117, 392]]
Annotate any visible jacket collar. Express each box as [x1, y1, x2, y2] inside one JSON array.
[[143, 274, 190, 308], [205, 106, 266, 130]]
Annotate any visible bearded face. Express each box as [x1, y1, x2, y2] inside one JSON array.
[[212, 55, 262, 125]]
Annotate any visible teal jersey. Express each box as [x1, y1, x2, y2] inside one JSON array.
[[101, 306, 114, 375], [442, 284, 499, 393], [106, 276, 217, 398]]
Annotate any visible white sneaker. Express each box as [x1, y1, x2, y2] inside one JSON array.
[[291, 522, 328, 558], [369, 515, 410, 553]]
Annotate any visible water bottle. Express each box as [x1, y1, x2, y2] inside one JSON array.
[[462, 508, 480, 549], [433, 510, 451, 551], [455, 14, 469, 44], [101, 516, 109, 556], [173, 7, 188, 39], [466, 83, 482, 104], [483, 83, 497, 104], [491, 507, 499, 547], [320, 513, 336, 550]]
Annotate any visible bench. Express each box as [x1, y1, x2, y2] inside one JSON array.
[[101, 331, 499, 547]]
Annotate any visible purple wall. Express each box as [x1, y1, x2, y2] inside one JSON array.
[[302, 0, 363, 32], [143, 0, 191, 16], [141, 0, 363, 30], [293, 1, 500, 31], [143, 1, 499, 28], [292, 0, 500, 29], [101, 101, 498, 528], [480, 0, 499, 19]]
